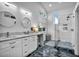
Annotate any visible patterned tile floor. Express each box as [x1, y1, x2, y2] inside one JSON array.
[[28, 45, 77, 57], [28, 40, 78, 57]]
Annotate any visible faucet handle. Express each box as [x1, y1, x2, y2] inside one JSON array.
[[6, 32, 9, 37]]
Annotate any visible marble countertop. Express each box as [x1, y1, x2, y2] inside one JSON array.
[[0, 31, 46, 42]]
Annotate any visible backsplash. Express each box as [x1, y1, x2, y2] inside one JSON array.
[[0, 31, 30, 38]]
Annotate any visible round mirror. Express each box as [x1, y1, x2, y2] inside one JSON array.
[[0, 11, 16, 27]]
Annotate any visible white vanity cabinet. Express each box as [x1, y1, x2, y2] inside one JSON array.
[[0, 39, 22, 57], [22, 36, 37, 56], [0, 35, 38, 57]]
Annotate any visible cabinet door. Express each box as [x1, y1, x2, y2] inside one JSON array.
[[0, 39, 22, 57], [0, 41, 11, 57], [0, 47, 10, 57], [22, 36, 37, 56], [10, 39, 22, 57], [28, 36, 37, 53], [10, 46, 22, 57]]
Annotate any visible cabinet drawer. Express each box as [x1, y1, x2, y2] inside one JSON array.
[[0, 41, 10, 50], [0, 44, 10, 50], [30, 36, 37, 41], [23, 43, 28, 47], [31, 36, 37, 38], [10, 39, 21, 46], [23, 37, 30, 43]]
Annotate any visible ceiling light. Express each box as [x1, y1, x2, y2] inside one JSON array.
[[58, 2, 62, 3], [49, 4, 52, 7]]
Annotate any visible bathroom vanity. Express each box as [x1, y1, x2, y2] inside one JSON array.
[[0, 31, 46, 57]]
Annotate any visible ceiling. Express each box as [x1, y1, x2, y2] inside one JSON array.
[[11, 2, 77, 15], [40, 2, 76, 13], [10, 2, 40, 10], [10, 2, 76, 14]]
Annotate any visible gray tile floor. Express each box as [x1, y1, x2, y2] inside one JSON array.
[[28, 40, 77, 57]]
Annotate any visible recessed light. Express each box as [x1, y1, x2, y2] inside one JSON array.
[[58, 2, 62, 4], [49, 4, 52, 7]]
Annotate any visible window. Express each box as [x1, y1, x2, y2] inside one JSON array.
[[53, 10, 59, 24], [54, 17, 59, 24]]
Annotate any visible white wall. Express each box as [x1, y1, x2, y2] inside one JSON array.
[[0, 2, 47, 34], [0, 3, 27, 33], [12, 2, 47, 27], [48, 8, 75, 43], [74, 8, 79, 55]]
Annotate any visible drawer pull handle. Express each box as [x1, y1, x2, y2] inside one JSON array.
[[9, 42, 16, 44], [24, 44, 27, 46], [24, 39, 27, 40], [11, 46, 15, 48], [25, 51, 27, 53]]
